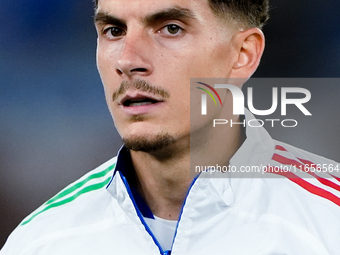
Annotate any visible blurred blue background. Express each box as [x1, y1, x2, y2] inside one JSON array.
[[1, 0, 339, 248]]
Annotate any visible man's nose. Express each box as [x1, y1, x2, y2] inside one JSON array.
[[115, 32, 153, 78]]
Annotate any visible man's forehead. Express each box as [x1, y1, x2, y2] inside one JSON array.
[[96, 0, 210, 19]]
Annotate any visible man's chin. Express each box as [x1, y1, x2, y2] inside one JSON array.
[[122, 133, 175, 152]]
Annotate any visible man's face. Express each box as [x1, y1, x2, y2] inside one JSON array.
[[95, 0, 238, 151]]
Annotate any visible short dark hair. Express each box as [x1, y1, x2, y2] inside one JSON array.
[[208, 0, 269, 29], [93, 0, 269, 29]]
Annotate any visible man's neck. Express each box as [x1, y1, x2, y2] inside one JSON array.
[[129, 116, 245, 220]]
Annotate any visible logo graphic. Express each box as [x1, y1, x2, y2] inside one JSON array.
[[197, 83, 311, 117], [196, 82, 222, 115], [195, 80, 312, 128]]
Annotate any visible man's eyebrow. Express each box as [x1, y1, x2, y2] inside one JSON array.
[[143, 7, 197, 25], [93, 7, 196, 27], [94, 12, 126, 28]]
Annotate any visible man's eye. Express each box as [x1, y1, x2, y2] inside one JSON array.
[[103, 27, 126, 38], [167, 24, 181, 34], [160, 24, 183, 36]]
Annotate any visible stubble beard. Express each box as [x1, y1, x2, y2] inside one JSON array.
[[122, 133, 176, 153]]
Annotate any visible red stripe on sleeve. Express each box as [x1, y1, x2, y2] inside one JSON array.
[[275, 145, 287, 151], [297, 158, 340, 183], [264, 166, 340, 207], [272, 154, 340, 193]]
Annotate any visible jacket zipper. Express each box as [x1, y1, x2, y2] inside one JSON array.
[[169, 174, 200, 252], [120, 171, 200, 255], [120, 172, 165, 255]]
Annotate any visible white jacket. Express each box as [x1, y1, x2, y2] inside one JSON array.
[[2, 112, 340, 255]]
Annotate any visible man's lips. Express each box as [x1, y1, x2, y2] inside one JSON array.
[[118, 92, 165, 115], [119, 92, 164, 106]]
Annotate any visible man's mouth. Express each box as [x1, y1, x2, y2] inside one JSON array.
[[118, 93, 165, 115], [122, 98, 159, 107]]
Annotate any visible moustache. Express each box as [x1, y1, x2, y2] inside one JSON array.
[[112, 79, 170, 102]]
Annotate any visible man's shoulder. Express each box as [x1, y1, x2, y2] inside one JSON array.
[[247, 140, 340, 253], [1, 157, 118, 255], [263, 140, 340, 226], [20, 156, 118, 225]]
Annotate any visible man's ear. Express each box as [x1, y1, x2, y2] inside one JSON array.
[[229, 28, 265, 78]]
